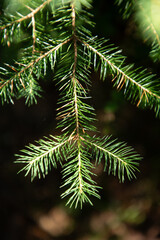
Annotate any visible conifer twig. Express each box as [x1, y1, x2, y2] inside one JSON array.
[[80, 39, 160, 101], [0, 0, 52, 30], [0, 38, 71, 90], [1, 0, 158, 208]]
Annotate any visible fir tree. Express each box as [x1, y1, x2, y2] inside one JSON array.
[[0, 0, 160, 208]]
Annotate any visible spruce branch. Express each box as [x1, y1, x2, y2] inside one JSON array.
[[79, 38, 160, 117], [0, 0, 54, 47], [115, 0, 135, 19], [135, 1, 160, 62], [61, 142, 100, 208], [1, 0, 159, 208], [115, 0, 160, 62], [0, 0, 52, 31], [60, 3, 98, 207], [82, 136, 141, 183], [138, 4, 160, 46], [15, 135, 73, 181], [0, 38, 71, 104]]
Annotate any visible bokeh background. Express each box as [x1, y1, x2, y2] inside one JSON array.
[[0, 0, 160, 239]]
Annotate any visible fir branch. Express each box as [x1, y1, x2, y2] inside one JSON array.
[[135, 1, 160, 62], [61, 143, 100, 208], [0, 38, 71, 104], [116, 0, 160, 62], [140, 9, 160, 46], [150, 42, 160, 62], [1, 0, 156, 208], [55, 7, 96, 135], [19, 74, 42, 106], [79, 38, 160, 117], [59, 4, 98, 207], [115, 0, 135, 19], [15, 135, 73, 181], [82, 136, 141, 182], [0, 0, 52, 31]]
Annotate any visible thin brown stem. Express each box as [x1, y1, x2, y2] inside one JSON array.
[[72, 3, 77, 77], [0, 38, 71, 89], [32, 15, 36, 53], [80, 39, 160, 101], [71, 2, 83, 193], [71, 3, 79, 136], [0, 0, 52, 30]]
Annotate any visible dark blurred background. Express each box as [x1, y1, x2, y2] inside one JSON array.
[[0, 0, 160, 239]]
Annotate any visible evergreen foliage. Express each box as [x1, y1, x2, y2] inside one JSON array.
[[116, 0, 160, 62], [0, 0, 159, 208]]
